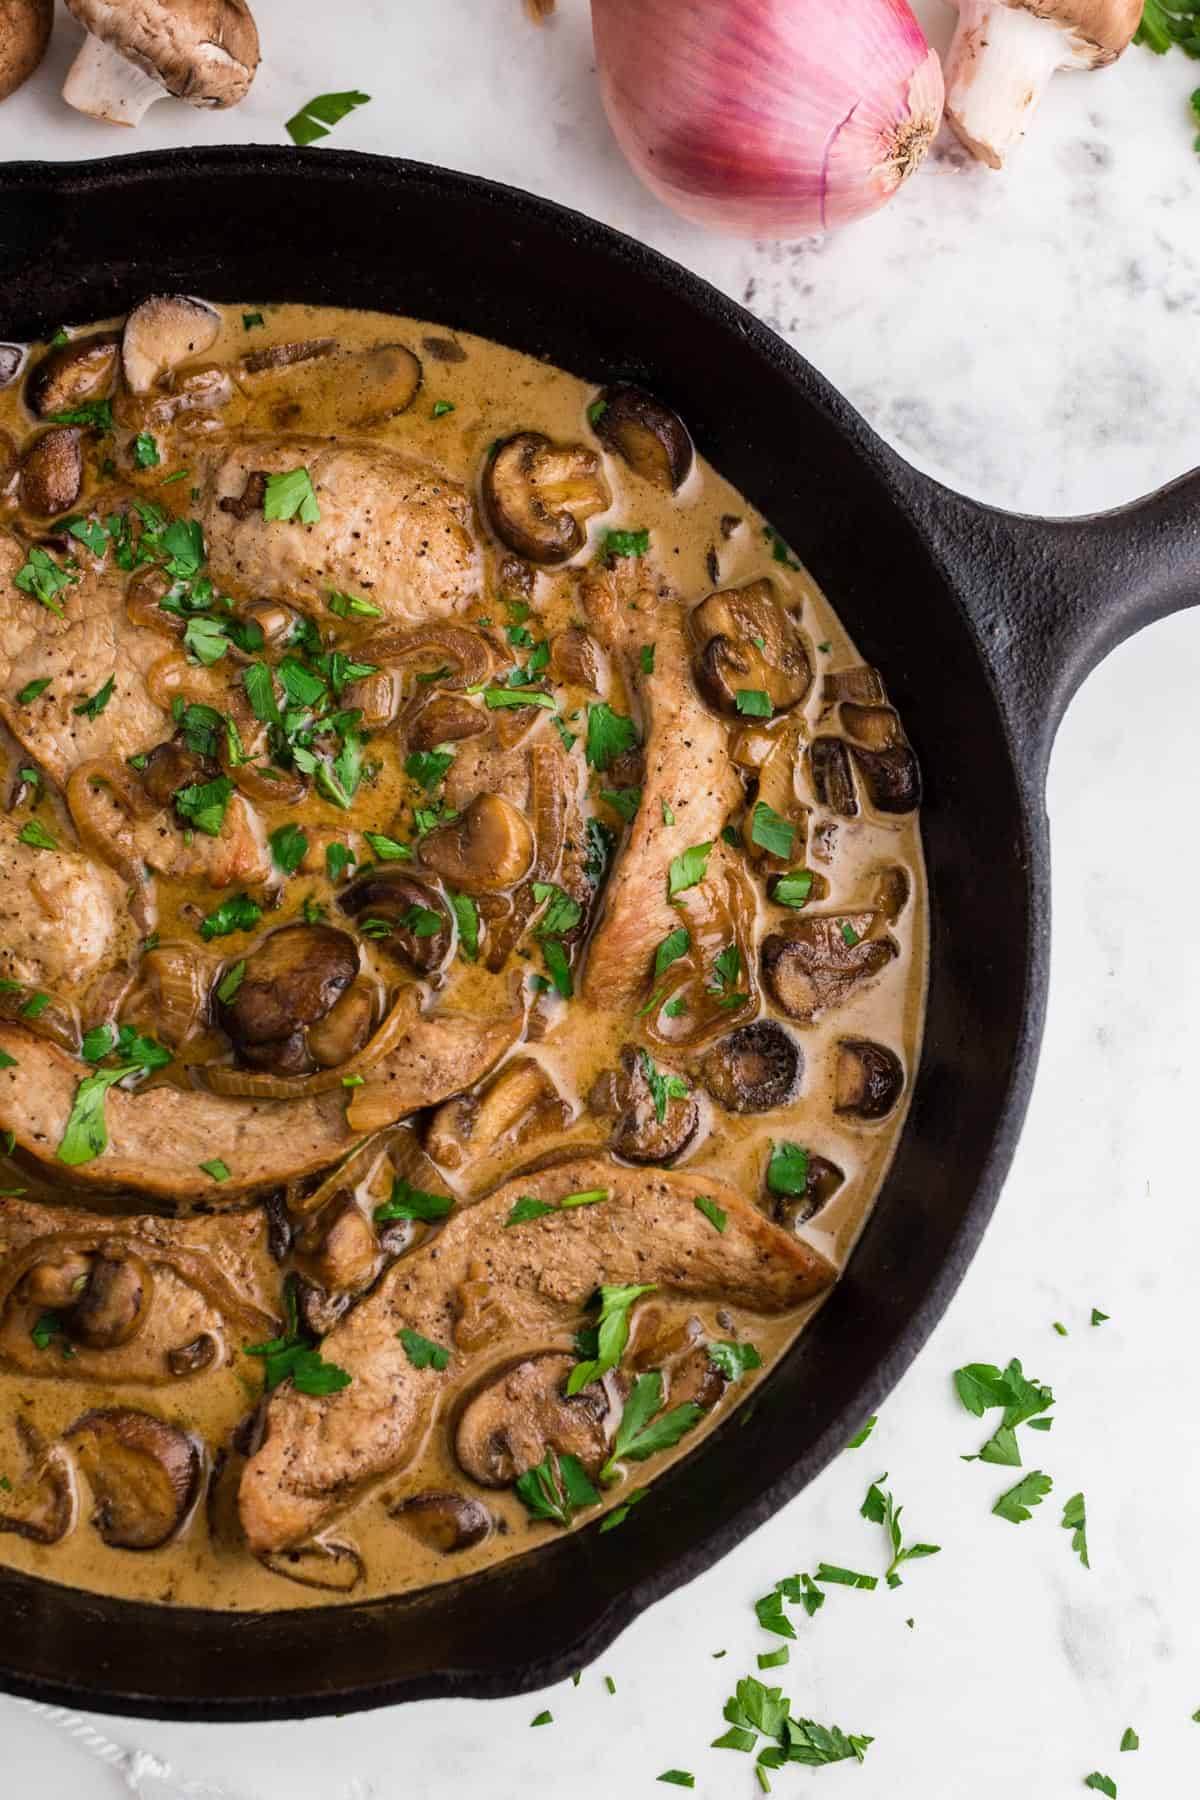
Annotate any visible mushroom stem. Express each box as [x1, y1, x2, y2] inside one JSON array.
[[944, 4, 1077, 169], [63, 32, 169, 126]]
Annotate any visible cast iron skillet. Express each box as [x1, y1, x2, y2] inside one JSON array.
[[0, 149, 1195, 1721]]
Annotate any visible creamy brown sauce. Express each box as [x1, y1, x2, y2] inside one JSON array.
[[0, 303, 927, 1610]]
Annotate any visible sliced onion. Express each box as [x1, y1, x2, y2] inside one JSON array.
[[201, 984, 422, 1099], [591, 0, 943, 237], [66, 758, 160, 932], [356, 622, 493, 689], [122, 943, 218, 1048]]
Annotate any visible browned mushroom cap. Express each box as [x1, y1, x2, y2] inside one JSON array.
[[871, 864, 911, 923], [167, 1333, 218, 1377], [598, 1044, 699, 1166], [691, 580, 812, 717], [260, 1540, 364, 1592], [294, 1191, 379, 1296], [809, 737, 858, 816], [419, 792, 535, 895], [338, 871, 452, 974], [141, 738, 214, 807], [840, 705, 922, 812], [391, 1490, 492, 1553], [482, 432, 611, 564], [25, 330, 120, 418], [456, 1353, 613, 1485], [626, 1308, 728, 1410], [834, 1039, 904, 1120], [63, 0, 260, 127], [406, 691, 489, 753], [19, 427, 83, 516], [121, 296, 221, 395], [593, 384, 693, 492], [822, 665, 886, 710], [67, 1248, 153, 1350], [216, 924, 359, 1075], [242, 341, 422, 432], [0, 1419, 76, 1546], [549, 624, 604, 689], [770, 1151, 844, 1231], [701, 1021, 803, 1115], [66, 1408, 201, 1550], [761, 914, 896, 1023], [0, 0, 52, 102]]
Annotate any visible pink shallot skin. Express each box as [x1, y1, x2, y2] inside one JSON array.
[[592, 0, 944, 237]]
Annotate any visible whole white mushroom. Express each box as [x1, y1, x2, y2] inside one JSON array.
[[62, 0, 260, 127], [0, 0, 53, 103]]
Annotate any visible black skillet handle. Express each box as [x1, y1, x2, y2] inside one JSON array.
[[912, 467, 1200, 791]]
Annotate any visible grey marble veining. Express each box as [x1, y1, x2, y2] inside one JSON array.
[[1, 2, 1199, 1793]]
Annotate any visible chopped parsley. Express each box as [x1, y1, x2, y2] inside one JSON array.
[[601, 1370, 704, 1481], [216, 961, 245, 1005], [1083, 1777, 1117, 1798], [198, 893, 263, 941], [586, 701, 638, 771], [667, 841, 712, 896], [57, 1027, 171, 1167], [773, 870, 814, 909], [762, 525, 801, 570], [404, 747, 455, 791], [714, 1674, 872, 1770], [175, 775, 233, 838], [133, 432, 161, 469], [373, 1177, 453, 1224], [17, 819, 57, 851], [200, 1158, 231, 1182], [533, 881, 582, 938], [656, 1775, 694, 1789], [242, 312, 265, 330], [482, 684, 556, 711], [694, 1194, 726, 1233], [1091, 1307, 1110, 1326], [1062, 1492, 1090, 1568], [16, 677, 51, 705], [285, 88, 372, 146], [600, 786, 641, 821], [709, 1340, 762, 1381], [751, 801, 795, 859], [735, 689, 772, 717], [516, 1448, 599, 1527], [1119, 1728, 1138, 1752], [263, 467, 320, 524], [861, 1475, 941, 1586], [847, 1416, 877, 1449], [328, 589, 382, 619], [448, 890, 479, 961], [326, 842, 358, 881], [599, 527, 650, 559], [568, 1280, 655, 1395], [530, 1709, 554, 1727], [269, 822, 309, 873], [431, 400, 455, 418], [14, 545, 76, 617], [767, 1142, 808, 1197], [505, 1195, 558, 1227], [49, 398, 114, 432], [992, 1470, 1053, 1524], [245, 1328, 351, 1396], [397, 1326, 450, 1371]]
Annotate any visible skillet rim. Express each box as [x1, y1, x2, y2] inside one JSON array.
[[0, 147, 1049, 1719]]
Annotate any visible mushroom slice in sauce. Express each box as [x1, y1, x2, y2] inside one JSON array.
[[0, 1416, 76, 1545], [701, 1021, 803, 1115], [120, 295, 222, 394], [834, 1039, 905, 1121], [627, 1309, 728, 1411], [418, 792, 535, 896], [25, 330, 119, 419], [215, 924, 359, 1076], [390, 1489, 492, 1553], [67, 1248, 154, 1350], [338, 872, 452, 973], [482, 432, 611, 564], [18, 426, 83, 516], [809, 736, 858, 816], [66, 1408, 201, 1550], [770, 1152, 845, 1231], [593, 384, 694, 492], [596, 1044, 700, 1166], [455, 1352, 613, 1487], [760, 914, 897, 1024], [692, 579, 812, 717], [259, 1539, 365, 1593]]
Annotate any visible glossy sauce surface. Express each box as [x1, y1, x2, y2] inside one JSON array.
[[0, 303, 927, 1609]]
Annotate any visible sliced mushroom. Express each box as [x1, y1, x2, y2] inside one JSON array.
[[834, 1039, 904, 1120], [19, 427, 83, 516], [593, 384, 693, 492], [241, 338, 335, 375], [422, 335, 467, 364], [240, 597, 299, 648], [167, 1334, 218, 1377], [849, 742, 922, 814], [809, 737, 858, 816], [598, 1044, 699, 1166], [761, 915, 896, 1023], [419, 792, 535, 895], [455, 1351, 612, 1485], [0, 1418, 76, 1546], [216, 924, 359, 1075], [63, 0, 260, 128], [259, 1540, 364, 1593], [294, 1191, 379, 1295], [406, 691, 489, 753], [338, 871, 451, 973], [0, 347, 20, 388], [627, 1309, 727, 1410], [243, 341, 422, 431], [701, 1021, 803, 1115], [770, 1152, 845, 1231], [120, 295, 221, 395], [0, 0, 52, 102], [871, 865, 911, 923], [21, 1247, 94, 1308], [549, 624, 604, 690], [25, 330, 120, 418], [306, 978, 376, 1068], [482, 432, 611, 564], [692, 580, 811, 717], [67, 1248, 153, 1350], [141, 738, 214, 807], [66, 1408, 201, 1550], [822, 665, 886, 711], [390, 1490, 492, 1553]]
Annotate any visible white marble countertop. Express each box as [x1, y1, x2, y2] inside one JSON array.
[[2, 3, 1199, 1794]]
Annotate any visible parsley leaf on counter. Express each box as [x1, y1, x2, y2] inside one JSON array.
[[397, 1327, 450, 1372], [992, 1471, 1053, 1523], [815, 1563, 878, 1590], [656, 1773, 694, 1788], [1062, 1492, 1090, 1568], [1091, 1307, 1110, 1326], [263, 466, 320, 524], [586, 701, 639, 770], [530, 1710, 554, 1727], [1083, 1776, 1117, 1798], [1119, 1728, 1139, 1752], [567, 1281, 656, 1395], [668, 841, 712, 896], [516, 1448, 599, 1527], [285, 89, 371, 146], [714, 1675, 872, 1774], [861, 1474, 941, 1586]]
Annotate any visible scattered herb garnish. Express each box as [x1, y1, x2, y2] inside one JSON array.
[[602, 1370, 705, 1482], [861, 1474, 941, 1587], [397, 1327, 450, 1371], [567, 1280, 654, 1394], [14, 545, 76, 617], [17, 818, 57, 851], [992, 1470, 1054, 1524], [694, 1194, 727, 1233], [847, 1416, 877, 1449], [600, 785, 642, 821], [599, 527, 650, 559], [198, 893, 263, 941], [263, 466, 321, 524], [735, 689, 772, 718], [586, 701, 639, 771], [16, 677, 51, 705], [199, 1158, 231, 1182], [431, 400, 455, 418], [751, 801, 795, 859], [1083, 1776, 1117, 1798], [1091, 1308, 1109, 1326], [815, 1564, 878, 1591], [516, 1448, 599, 1528], [767, 1142, 809, 1197], [373, 1177, 454, 1224], [773, 871, 814, 909], [133, 432, 161, 469], [1119, 1728, 1139, 1752], [656, 1774, 694, 1789], [668, 841, 712, 897], [57, 1026, 171, 1167], [285, 89, 372, 146], [269, 822, 309, 874], [1062, 1492, 1090, 1568]]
